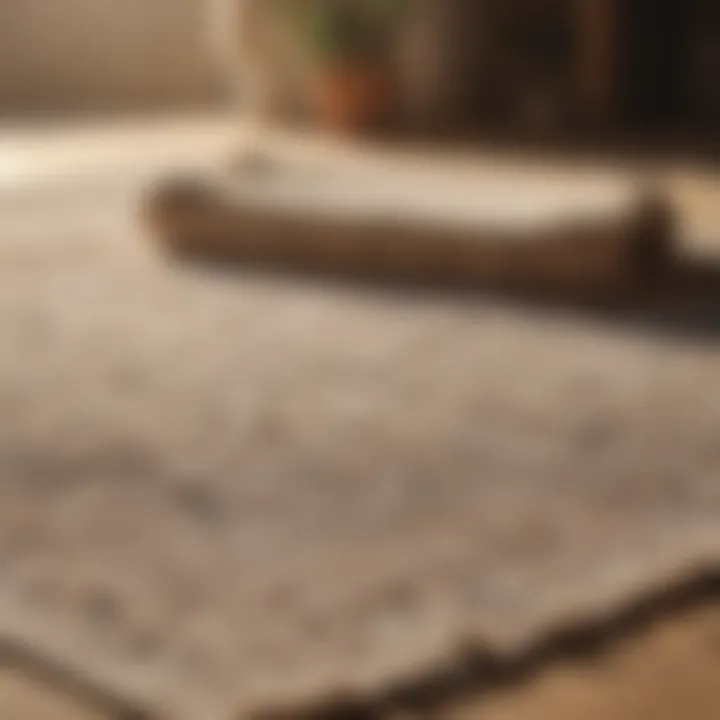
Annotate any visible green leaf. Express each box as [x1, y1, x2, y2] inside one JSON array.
[[275, 0, 408, 65]]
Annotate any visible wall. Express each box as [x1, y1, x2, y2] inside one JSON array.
[[0, 0, 222, 113]]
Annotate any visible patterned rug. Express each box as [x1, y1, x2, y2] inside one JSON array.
[[0, 170, 718, 720]]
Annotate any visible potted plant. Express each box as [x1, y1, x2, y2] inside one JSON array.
[[278, 0, 407, 132]]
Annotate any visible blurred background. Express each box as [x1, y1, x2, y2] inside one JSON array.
[[0, 0, 718, 150]]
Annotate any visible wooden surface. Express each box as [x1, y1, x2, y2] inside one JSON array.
[[0, 671, 108, 720]]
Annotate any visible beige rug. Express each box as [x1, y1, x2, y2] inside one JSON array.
[[0, 173, 718, 720]]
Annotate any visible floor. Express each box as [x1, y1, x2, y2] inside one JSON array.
[[452, 602, 720, 720], [0, 670, 108, 720], [1, 604, 719, 719], [0, 114, 718, 242], [0, 116, 718, 720]]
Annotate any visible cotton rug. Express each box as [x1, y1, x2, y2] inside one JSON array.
[[0, 172, 718, 720]]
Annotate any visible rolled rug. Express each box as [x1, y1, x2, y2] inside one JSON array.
[[145, 156, 675, 299]]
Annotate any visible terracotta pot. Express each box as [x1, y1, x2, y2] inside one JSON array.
[[314, 64, 390, 133]]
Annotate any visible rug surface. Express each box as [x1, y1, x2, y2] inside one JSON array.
[[0, 171, 718, 720]]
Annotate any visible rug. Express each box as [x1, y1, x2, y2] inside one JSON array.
[[0, 172, 718, 720]]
